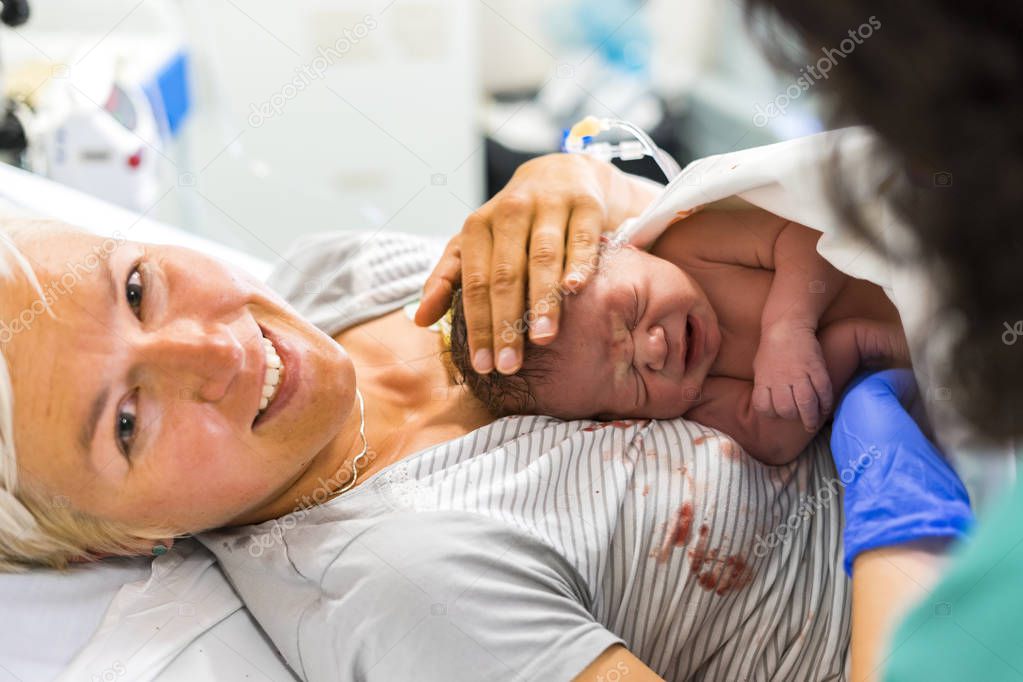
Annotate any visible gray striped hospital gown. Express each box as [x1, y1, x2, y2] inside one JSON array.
[[200, 231, 850, 682]]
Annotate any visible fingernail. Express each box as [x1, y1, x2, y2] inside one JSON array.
[[473, 349, 494, 373], [564, 271, 583, 291], [531, 315, 556, 339], [497, 347, 519, 374]]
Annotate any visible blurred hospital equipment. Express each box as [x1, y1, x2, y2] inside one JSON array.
[[479, 0, 826, 193], [562, 114, 682, 181], [0, 0, 482, 257], [0, 0, 191, 211]]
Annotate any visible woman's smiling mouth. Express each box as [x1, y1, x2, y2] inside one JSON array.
[[259, 335, 283, 412], [253, 325, 298, 428]]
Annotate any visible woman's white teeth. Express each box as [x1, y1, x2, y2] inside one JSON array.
[[259, 336, 284, 412]]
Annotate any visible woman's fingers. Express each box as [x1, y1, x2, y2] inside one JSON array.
[[414, 236, 462, 327], [488, 194, 533, 374], [460, 213, 496, 373], [562, 194, 606, 291], [527, 204, 569, 344]]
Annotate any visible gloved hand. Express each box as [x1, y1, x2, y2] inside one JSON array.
[[830, 369, 973, 575]]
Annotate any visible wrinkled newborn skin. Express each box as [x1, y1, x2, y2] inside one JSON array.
[[504, 210, 909, 465], [527, 244, 723, 420]]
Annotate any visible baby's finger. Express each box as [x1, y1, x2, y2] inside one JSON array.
[[772, 385, 800, 421], [562, 194, 605, 291], [527, 204, 569, 344], [489, 196, 533, 374], [415, 237, 461, 327], [793, 379, 821, 432], [810, 367, 834, 414], [460, 214, 496, 373], [752, 384, 775, 416]]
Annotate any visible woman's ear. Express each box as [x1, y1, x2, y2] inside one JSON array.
[[148, 538, 174, 556], [67, 536, 177, 564]]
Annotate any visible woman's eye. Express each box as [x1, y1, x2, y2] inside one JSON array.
[[126, 266, 144, 317], [116, 392, 138, 457]]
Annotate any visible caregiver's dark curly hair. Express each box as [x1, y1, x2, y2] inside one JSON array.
[[745, 0, 1023, 440]]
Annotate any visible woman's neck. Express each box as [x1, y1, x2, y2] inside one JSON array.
[[234, 310, 495, 525]]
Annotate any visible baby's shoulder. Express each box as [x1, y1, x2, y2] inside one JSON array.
[[651, 208, 785, 275]]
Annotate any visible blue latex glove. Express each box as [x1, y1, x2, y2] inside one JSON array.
[[830, 369, 974, 575]]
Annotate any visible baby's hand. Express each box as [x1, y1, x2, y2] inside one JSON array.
[[752, 322, 833, 431]]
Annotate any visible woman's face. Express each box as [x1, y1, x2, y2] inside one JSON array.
[[2, 228, 356, 536]]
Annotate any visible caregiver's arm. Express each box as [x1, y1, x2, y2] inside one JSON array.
[[575, 645, 664, 682], [850, 541, 950, 682], [831, 370, 973, 682], [416, 153, 659, 375]]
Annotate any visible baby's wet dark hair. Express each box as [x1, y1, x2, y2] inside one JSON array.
[[447, 287, 559, 416]]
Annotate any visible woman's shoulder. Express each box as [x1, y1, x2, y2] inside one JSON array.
[[266, 230, 445, 336]]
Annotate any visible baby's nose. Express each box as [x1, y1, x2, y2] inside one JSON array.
[[637, 324, 668, 372]]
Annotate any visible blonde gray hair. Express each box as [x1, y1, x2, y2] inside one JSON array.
[[0, 219, 169, 571]]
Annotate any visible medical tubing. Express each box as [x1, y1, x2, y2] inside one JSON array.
[[604, 118, 682, 181]]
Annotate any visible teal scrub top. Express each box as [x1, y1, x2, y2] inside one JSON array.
[[884, 473, 1023, 680]]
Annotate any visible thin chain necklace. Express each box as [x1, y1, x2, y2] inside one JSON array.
[[326, 388, 369, 499]]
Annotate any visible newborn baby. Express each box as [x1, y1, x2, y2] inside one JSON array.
[[449, 204, 909, 465]]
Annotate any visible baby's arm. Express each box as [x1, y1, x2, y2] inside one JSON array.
[[689, 320, 911, 466], [752, 222, 850, 431], [687, 376, 818, 466], [818, 317, 912, 393]]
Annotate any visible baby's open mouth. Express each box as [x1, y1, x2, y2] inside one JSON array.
[[683, 318, 695, 372]]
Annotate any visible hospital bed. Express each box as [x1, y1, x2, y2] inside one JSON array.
[[0, 161, 298, 682]]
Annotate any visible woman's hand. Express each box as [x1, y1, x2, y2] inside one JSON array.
[[830, 369, 973, 575], [414, 153, 658, 374]]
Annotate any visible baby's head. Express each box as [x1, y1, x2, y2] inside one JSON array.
[[449, 242, 720, 420]]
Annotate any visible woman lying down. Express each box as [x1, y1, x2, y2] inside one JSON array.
[[0, 156, 851, 681]]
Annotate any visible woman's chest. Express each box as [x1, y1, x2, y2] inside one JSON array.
[[334, 309, 442, 367], [333, 310, 492, 458]]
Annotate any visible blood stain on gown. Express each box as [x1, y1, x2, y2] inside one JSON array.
[[653, 501, 695, 563], [687, 524, 754, 595]]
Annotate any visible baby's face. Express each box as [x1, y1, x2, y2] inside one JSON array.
[[528, 245, 721, 419]]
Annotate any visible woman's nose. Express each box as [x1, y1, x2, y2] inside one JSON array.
[[635, 324, 668, 372], [139, 320, 245, 402]]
